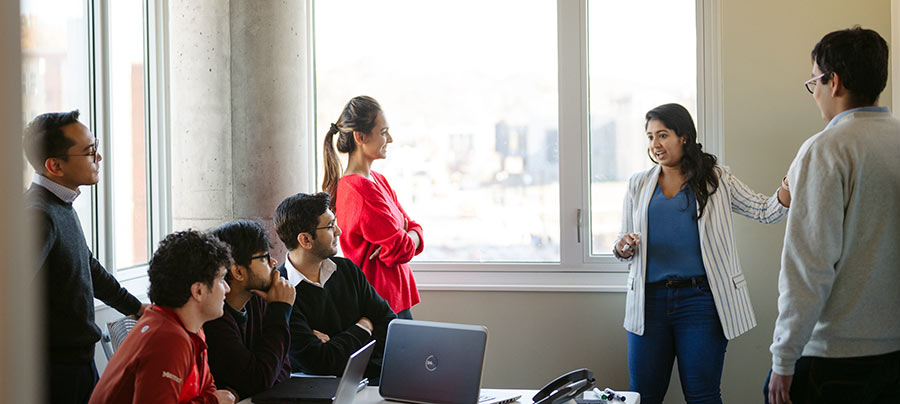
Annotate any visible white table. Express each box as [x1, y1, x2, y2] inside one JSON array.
[[238, 386, 641, 403]]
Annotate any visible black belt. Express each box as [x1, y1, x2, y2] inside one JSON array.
[[648, 276, 707, 288]]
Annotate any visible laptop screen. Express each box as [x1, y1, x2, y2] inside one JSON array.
[[253, 340, 375, 404]]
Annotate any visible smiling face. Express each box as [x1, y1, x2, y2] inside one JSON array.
[[646, 119, 685, 168], [56, 122, 101, 189], [356, 112, 392, 161]]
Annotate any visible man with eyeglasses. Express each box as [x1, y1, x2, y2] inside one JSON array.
[[23, 110, 149, 404], [274, 192, 396, 383], [203, 220, 295, 400], [766, 26, 900, 404]]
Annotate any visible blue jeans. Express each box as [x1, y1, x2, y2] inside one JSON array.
[[627, 279, 728, 404]]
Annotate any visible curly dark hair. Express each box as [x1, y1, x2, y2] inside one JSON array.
[[148, 229, 233, 308], [812, 26, 888, 106], [645, 103, 720, 219], [209, 219, 270, 282], [23, 110, 81, 172], [274, 192, 330, 250]]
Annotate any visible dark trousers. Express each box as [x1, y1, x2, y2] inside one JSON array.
[[48, 361, 99, 404], [396, 308, 413, 320], [764, 350, 900, 404]]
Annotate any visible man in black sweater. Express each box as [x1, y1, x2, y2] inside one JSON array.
[[204, 220, 296, 400], [23, 110, 148, 404], [273, 192, 396, 383]]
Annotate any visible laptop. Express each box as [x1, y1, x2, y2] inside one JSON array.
[[379, 320, 521, 404], [253, 339, 375, 404]]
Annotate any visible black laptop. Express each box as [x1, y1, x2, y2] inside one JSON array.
[[379, 320, 520, 404], [252, 340, 375, 404]]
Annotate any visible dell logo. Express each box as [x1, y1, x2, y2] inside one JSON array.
[[424, 355, 438, 371]]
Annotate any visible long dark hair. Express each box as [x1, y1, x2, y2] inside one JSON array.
[[321, 96, 382, 211], [645, 103, 719, 218]]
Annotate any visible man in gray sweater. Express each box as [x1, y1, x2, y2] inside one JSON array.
[[24, 111, 149, 404], [766, 27, 900, 404]]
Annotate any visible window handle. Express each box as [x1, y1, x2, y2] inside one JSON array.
[[576, 209, 582, 243]]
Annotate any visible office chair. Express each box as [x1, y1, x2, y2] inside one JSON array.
[[101, 315, 138, 360]]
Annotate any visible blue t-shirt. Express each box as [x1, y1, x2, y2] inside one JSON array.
[[646, 184, 706, 283]]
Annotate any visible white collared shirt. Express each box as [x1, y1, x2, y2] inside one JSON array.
[[282, 253, 370, 336], [32, 173, 80, 203], [282, 253, 337, 289]]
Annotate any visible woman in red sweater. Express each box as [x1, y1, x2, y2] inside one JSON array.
[[322, 95, 424, 319]]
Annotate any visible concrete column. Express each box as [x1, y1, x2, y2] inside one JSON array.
[[230, 0, 313, 257], [1, 1, 40, 402], [169, 1, 312, 256], [169, 0, 234, 231]]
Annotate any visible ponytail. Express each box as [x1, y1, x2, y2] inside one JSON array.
[[322, 123, 343, 211], [320, 96, 383, 211]]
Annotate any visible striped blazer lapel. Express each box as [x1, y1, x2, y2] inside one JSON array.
[[635, 166, 660, 288], [635, 166, 660, 232]]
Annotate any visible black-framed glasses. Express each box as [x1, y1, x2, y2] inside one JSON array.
[[315, 221, 336, 231], [49, 144, 100, 163], [250, 252, 271, 263], [804, 73, 826, 94]]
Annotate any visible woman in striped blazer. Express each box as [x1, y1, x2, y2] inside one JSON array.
[[613, 103, 791, 404]]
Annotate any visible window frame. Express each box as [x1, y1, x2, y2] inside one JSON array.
[[83, 0, 168, 281], [309, 0, 723, 291]]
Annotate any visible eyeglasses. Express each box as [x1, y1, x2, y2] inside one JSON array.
[[250, 252, 271, 264], [804, 73, 826, 94], [49, 144, 100, 163], [315, 221, 336, 231]]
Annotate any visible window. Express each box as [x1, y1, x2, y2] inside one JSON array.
[[586, 0, 697, 255], [107, 0, 149, 270], [20, 0, 93, 243], [20, 0, 166, 276], [313, 0, 716, 285], [315, 0, 560, 262]]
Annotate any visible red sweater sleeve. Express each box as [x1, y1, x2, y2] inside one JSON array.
[[340, 173, 423, 267], [380, 174, 425, 257]]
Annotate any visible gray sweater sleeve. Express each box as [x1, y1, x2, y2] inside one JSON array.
[[769, 137, 842, 375]]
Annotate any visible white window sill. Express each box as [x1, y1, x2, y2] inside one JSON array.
[[412, 263, 629, 293], [96, 260, 629, 310]]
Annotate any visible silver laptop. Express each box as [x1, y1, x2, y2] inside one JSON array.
[[253, 339, 374, 404], [379, 320, 520, 404]]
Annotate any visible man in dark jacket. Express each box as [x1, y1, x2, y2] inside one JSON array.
[[204, 220, 296, 400], [23, 110, 148, 404], [274, 192, 396, 383]]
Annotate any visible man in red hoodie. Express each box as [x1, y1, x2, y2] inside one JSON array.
[[89, 230, 236, 404]]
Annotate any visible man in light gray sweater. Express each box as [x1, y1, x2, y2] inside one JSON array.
[[766, 27, 900, 404]]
